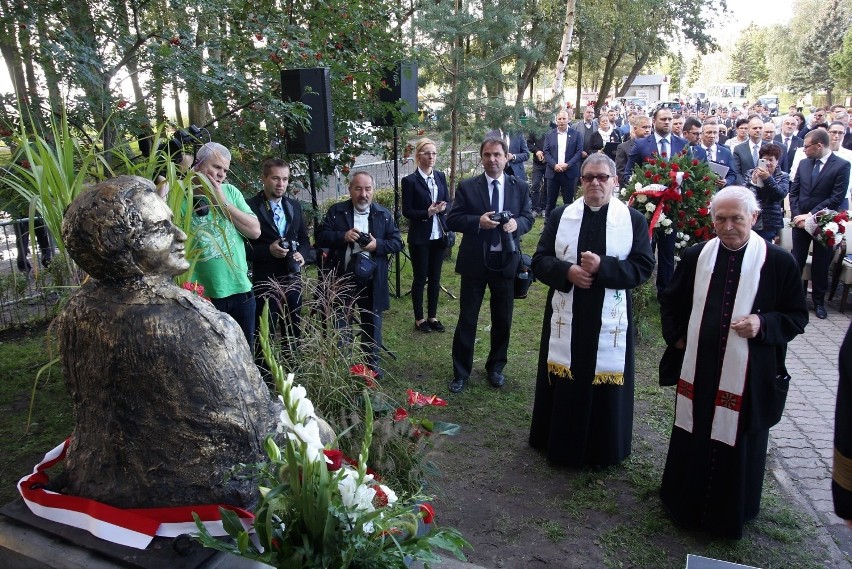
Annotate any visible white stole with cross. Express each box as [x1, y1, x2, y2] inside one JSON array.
[[547, 197, 633, 385], [674, 234, 766, 446]]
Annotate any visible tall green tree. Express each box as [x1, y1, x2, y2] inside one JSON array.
[[789, 0, 848, 104]]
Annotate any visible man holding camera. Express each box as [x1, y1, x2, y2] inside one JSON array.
[[247, 158, 311, 347], [316, 171, 403, 377], [447, 137, 534, 393]]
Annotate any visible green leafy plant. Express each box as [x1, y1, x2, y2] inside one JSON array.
[[193, 303, 470, 568]]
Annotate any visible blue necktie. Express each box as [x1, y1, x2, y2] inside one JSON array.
[[491, 179, 500, 246], [272, 202, 286, 236], [752, 144, 759, 166], [812, 159, 822, 185], [659, 138, 668, 157]]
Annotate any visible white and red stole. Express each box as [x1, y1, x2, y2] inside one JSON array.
[[547, 197, 634, 385], [675, 233, 767, 446]]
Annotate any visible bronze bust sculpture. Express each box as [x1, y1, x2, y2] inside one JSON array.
[[54, 176, 277, 509]]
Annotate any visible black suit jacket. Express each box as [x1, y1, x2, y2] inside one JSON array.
[[615, 138, 635, 181], [447, 173, 534, 277], [315, 201, 403, 312], [542, 127, 583, 179], [773, 134, 804, 173], [246, 193, 311, 286], [401, 169, 450, 245], [659, 239, 808, 433], [789, 152, 851, 216]]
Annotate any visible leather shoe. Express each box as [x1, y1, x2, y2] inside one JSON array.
[[449, 378, 466, 393], [488, 371, 505, 388], [415, 321, 432, 333], [428, 320, 446, 332], [815, 303, 828, 319]]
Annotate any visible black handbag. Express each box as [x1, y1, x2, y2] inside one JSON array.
[[514, 252, 534, 299], [438, 215, 455, 249], [346, 249, 377, 287]]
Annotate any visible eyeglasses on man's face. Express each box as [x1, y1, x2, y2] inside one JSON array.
[[581, 173, 612, 183]]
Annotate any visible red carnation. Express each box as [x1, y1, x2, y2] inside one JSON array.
[[652, 174, 661, 183], [685, 190, 693, 198], [678, 210, 686, 218], [683, 172, 691, 180], [418, 503, 435, 524], [660, 162, 667, 168], [671, 163, 680, 171], [692, 159, 699, 165], [648, 159, 656, 165], [703, 176, 710, 182], [688, 218, 698, 227], [697, 207, 709, 216], [645, 171, 653, 179], [677, 221, 685, 228]]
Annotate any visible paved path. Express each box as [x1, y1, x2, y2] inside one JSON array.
[[773, 298, 852, 567]]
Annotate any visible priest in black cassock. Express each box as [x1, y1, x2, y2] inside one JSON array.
[[528, 153, 655, 467], [833, 323, 852, 530], [659, 186, 808, 540]]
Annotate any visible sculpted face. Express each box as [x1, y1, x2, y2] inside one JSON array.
[[132, 191, 190, 276]]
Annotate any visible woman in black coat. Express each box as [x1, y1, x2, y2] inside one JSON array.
[[745, 143, 789, 243], [589, 115, 622, 160], [401, 138, 450, 333]]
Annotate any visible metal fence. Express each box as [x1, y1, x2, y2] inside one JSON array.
[[0, 217, 66, 330]]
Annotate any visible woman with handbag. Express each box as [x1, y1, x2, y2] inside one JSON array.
[[402, 138, 450, 333]]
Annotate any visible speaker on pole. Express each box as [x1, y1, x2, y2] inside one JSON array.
[[280, 67, 335, 154], [374, 61, 418, 127]]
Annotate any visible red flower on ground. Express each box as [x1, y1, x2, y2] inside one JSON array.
[[350, 364, 378, 387], [418, 503, 435, 524], [406, 389, 447, 407], [373, 485, 388, 507], [393, 407, 409, 422]]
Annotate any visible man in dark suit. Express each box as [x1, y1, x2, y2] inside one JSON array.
[[622, 107, 687, 296], [732, 117, 767, 185], [615, 114, 651, 181], [447, 137, 534, 393], [774, 115, 804, 173], [699, 120, 737, 189], [573, 105, 598, 160], [247, 158, 311, 347], [316, 171, 403, 376], [527, 128, 550, 214], [542, 109, 583, 216], [487, 128, 530, 182], [790, 129, 851, 319]]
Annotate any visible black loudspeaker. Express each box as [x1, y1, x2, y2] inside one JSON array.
[[374, 61, 418, 127], [280, 68, 335, 154]]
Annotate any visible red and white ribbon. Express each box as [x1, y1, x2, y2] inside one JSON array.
[[18, 439, 254, 549]]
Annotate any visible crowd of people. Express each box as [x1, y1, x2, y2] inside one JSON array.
[[60, 98, 852, 543]]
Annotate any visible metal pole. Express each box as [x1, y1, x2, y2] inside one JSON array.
[[393, 126, 401, 298]]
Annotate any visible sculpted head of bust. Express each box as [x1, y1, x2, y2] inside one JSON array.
[[63, 175, 190, 282]]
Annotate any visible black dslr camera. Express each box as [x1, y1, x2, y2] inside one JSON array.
[[488, 211, 516, 253], [355, 232, 372, 248], [279, 239, 302, 273]]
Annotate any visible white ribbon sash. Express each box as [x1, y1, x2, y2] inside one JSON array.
[[18, 439, 254, 549]]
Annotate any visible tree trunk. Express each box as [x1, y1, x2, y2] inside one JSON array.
[[36, 11, 62, 116], [595, 43, 623, 113], [0, 0, 29, 112], [574, 35, 583, 117], [616, 50, 652, 97], [552, 0, 577, 103], [187, 16, 211, 127]]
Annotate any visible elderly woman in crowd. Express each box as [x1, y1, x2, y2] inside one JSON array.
[[401, 138, 450, 333], [744, 143, 789, 243], [590, 114, 622, 160]]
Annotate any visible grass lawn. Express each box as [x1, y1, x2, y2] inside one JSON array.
[[0, 216, 836, 568]]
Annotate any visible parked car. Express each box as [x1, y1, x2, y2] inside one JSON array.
[[651, 100, 683, 114]]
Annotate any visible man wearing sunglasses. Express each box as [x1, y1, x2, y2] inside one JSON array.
[[529, 154, 654, 468]]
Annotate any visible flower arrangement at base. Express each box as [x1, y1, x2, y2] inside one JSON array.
[[193, 303, 470, 568], [803, 209, 848, 249], [621, 150, 717, 256]]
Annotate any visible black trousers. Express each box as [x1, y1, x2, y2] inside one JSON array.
[[451, 259, 515, 381], [409, 238, 445, 321], [792, 226, 833, 304], [254, 275, 303, 350], [529, 166, 546, 210], [544, 173, 578, 214]]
